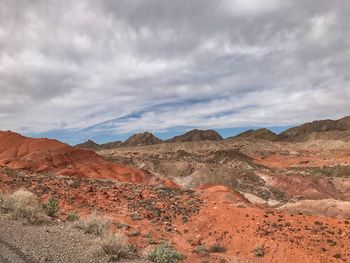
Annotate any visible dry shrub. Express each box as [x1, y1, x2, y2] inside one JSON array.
[[253, 245, 265, 257], [0, 192, 4, 206], [208, 243, 226, 253], [147, 243, 185, 263], [74, 213, 109, 236], [99, 232, 130, 261], [0, 189, 48, 224]]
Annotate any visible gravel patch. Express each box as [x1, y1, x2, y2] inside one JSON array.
[[0, 215, 147, 263]]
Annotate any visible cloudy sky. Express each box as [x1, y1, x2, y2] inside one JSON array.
[[0, 0, 349, 144]]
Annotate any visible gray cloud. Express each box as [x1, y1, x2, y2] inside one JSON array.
[[0, 0, 349, 137]]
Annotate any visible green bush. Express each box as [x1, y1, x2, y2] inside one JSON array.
[[42, 197, 58, 217], [148, 243, 185, 263], [67, 212, 80, 222]]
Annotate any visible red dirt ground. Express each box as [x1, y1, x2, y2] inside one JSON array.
[[180, 186, 350, 262]]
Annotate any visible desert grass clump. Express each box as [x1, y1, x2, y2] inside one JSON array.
[[74, 213, 109, 236], [0, 192, 4, 207], [67, 212, 80, 222], [194, 245, 209, 255], [0, 189, 48, 224], [42, 197, 59, 217], [99, 232, 131, 261], [147, 243, 185, 263]]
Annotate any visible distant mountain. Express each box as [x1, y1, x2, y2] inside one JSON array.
[[166, 129, 223, 143], [75, 140, 101, 150], [75, 140, 122, 150], [233, 128, 278, 141], [279, 116, 350, 141], [100, 141, 122, 149], [120, 132, 163, 147]]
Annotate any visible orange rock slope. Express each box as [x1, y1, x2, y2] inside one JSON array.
[[0, 131, 176, 186]]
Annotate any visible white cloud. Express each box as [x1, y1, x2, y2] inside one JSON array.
[[222, 0, 284, 16], [309, 12, 337, 44], [0, 0, 349, 139]]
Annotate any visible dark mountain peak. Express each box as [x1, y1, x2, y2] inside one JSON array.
[[233, 128, 278, 141], [75, 140, 100, 150], [166, 129, 223, 143], [121, 132, 163, 147]]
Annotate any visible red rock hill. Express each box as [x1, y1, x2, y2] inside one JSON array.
[[0, 131, 175, 186]]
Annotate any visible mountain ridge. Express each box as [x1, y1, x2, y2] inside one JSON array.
[[74, 115, 350, 148]]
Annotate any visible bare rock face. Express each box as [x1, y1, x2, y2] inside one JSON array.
[[233, 128, 278, 141], [120, 132, 163, 147], [166, 129, 223, 143], [279, 116, 350, 141]]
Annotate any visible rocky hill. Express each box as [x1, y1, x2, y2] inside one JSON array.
[[279, 116, 350, 141], [75, 140, 101, 150], [120, 132, 163, 147], [75, 140, 122, 150], [100, 141, 122, 149], [166, 129, 223, 143], [233, 128, 278, 141], [0, 131, 165, 185]]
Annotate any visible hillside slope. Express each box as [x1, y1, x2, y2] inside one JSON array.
[[279, 116, 350, 141]]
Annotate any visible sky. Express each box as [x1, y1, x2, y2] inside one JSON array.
[[0, 0, 349, 144]]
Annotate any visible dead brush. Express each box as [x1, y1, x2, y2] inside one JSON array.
[[73, 212, 110, 236], [99, 232, 132, 261], [0, 189, 48, 224]]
